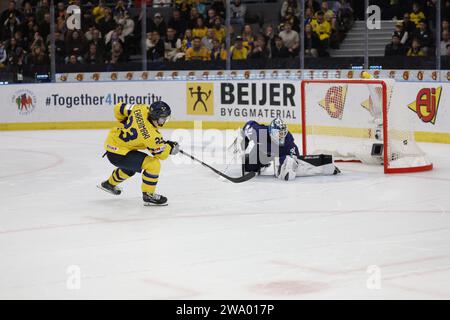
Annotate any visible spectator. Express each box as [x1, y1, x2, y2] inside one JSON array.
[[385, 34, 406, 56], [446, 43, 450, 55], [105, 25, 125, 50], [7, 43, 25, 72], [271, 35, 290, 58], [310, 11, 331, 49], [168, 10, 188, 38], [164, 27, 183, 61], [84, 43, 103, 64], [393, 22, 408, 45], [39, 13, 51, 43], [185, 36, 210, 60], [113, 0, 128, 17], [92, 0, 107, 23], [282, 6, 300, 33], [205, 8, 217, 28], [181, 28, 194, 51], [86, 28, 105, 57], [148, 12, 167, 36], [55, 2, 66, 20], [115, 11, 135, 40], [322, 1, 336, 30], [304, 23, 321, 57], [248, 35, 269, 59], [53, 30, 66, 63], [402, 13, 417, 35], [22, 2, 34, 21], [410, 3, 426, 28], [65, 30, 84, 63], [334, 0, 353, 32], [212, 17, 226, 43], [2, 13, 21, 41], [27, 46, 49, 66], [407, 38, 425, 56], [230, 35, 248, 60], [67, 54, 80, 65], [442, 19, 450, 37], [97, 8, 116, 38], [230, 0, 246, 28], [193, 17, 208, 38], [29, 31, 45, 52], [412, 20, 432, 55], [202, 28, 215, 50], [178, 0, 192, 20], [14, 31, 28, 52], [441, 30, 450, 54], [263, 25, 276, 53], [281, 0, 300, 18], [147, 31, 165, 61], [188, 7, 201, 29], [0, 41, 7, 69], [36, 0, 50, 25], [0, 1, 22, 27], [279, 21, 299, 56], [5, 37, 21, 57], [241, 24, 255, 51], [210, 38, 227, 61], [425, 0, 436, 32], [304, 7, 314, 26], [23, 18, 38, 44], [305, 0, 321, 13], [210, 0, 226, 19], [193, 0, 207, 16]]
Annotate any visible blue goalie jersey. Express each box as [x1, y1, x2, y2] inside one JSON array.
[[242, 120, 301, 172]]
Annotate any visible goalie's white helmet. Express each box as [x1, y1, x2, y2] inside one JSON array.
[[269, 117, 288, 146]]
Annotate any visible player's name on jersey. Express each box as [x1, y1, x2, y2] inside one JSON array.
[[220, 82, 297, 107]]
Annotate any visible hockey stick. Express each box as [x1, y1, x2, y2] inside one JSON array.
[[179, 149, 256, 183]]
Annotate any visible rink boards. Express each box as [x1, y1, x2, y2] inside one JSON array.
[[0, 79, 449, 144]]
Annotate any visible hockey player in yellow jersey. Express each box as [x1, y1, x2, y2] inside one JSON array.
[[98, 101, 179, 206]]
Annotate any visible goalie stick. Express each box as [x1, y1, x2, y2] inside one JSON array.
[[179, 149, 256, 183]]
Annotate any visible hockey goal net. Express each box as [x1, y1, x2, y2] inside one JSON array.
[[301, 79, 433, 173]]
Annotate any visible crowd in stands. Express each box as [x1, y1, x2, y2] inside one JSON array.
[[384, 1, 450, 57], [3, 0, 450, 74], [0, 0, 357, 72]]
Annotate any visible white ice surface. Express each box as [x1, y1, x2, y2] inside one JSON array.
[[1, 129, 450, 299]]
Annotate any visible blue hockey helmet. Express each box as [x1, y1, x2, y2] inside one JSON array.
[[149, 101, 171, 126], [268, 117, 288, 146]]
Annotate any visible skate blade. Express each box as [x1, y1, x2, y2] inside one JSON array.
[[143, 202, 168, 207], [97, 184, 121, 195]]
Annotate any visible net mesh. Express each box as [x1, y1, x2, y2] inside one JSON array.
[[302, 79, 432, 172]]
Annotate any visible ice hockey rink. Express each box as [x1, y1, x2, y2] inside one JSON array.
[[1, 128, 450, 299]]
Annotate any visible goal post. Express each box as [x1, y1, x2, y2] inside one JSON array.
[[300, 79, 433, 174]]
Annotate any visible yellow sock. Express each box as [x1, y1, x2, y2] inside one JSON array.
[[107, 169, 131, 186], [142, 170, 159, 193]]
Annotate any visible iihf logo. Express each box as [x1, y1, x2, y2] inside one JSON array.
[[12, 89, 37, 115]]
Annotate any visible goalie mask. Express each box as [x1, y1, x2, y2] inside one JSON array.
[[148, 101, 171, 127], [269, 117, 288, 146]]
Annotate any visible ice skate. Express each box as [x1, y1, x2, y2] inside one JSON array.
[[143, 192, 168, 206], [97, 180, 121, 195]]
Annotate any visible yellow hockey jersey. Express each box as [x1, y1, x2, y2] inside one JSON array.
[[104, 103, 171, 160]]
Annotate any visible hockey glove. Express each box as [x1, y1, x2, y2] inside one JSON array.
[[278, 156, 299, 181], [166, 140, 180, 155]]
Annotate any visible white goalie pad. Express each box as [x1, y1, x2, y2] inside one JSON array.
[[276, 155, 338, 180]]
